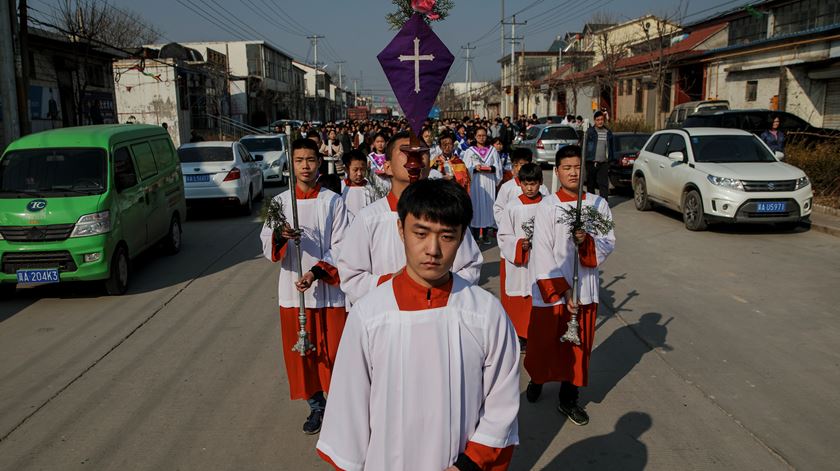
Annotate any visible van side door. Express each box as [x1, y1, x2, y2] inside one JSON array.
[[112, 147, 147, 255], [150, 137, 185, 227], [130, 141, 168, 246]]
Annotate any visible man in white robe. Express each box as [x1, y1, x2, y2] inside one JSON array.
[[463, 127, 502, 244], [337, 131, 483, 305], [317, 179, 520, 471]]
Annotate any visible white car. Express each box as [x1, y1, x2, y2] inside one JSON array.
[[632, 128, 813, 231], [178, 141, 264, 214], [240, 134, 289, 185]]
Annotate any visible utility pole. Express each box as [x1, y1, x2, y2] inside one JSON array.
[[2, 0, 20, 148], [308, 35, 324, 121], [353, 79, 357, 107], [462, 43, 475, 112], [14, 0, 30, 135], [335, 60, 345, 89], [503, 15, 526, 118]]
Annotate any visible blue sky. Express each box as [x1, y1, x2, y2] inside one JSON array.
[[30, 0, 742, 100]]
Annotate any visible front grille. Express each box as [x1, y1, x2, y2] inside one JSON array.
[[742, 180, 797, 192], [0, 224, 75, 242], [1, 251, 77, 274]]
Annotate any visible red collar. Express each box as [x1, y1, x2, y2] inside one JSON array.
[[519, 193, 543, 205], [392, 269, 453, 311], [295, 184, 321, 199], [513, 177, 520, 186], [344, 178, 368, 187], [386, 192, 399, 212], [556, 189, 585, 202]]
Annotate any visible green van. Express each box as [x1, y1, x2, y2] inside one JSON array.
[[0, 124, 187, 295]]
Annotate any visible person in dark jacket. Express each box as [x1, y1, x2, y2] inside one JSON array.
[[584, 110, 614, 200], [761, 115, 786, 153]]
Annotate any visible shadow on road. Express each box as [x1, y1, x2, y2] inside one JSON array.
[[512, 389, 569, 471], [541, 412, 652, 471]]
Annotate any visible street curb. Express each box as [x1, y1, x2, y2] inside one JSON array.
[[814, 204, 840, 217], [806, 220, 840, 238]]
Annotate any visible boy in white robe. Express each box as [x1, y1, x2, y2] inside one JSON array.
[[318, 179, 520, 471], [337, 131, 484, 305], [463, 127, 502, 244], [340, 150, 375, 221], [496, 163, 545, 350], [259, 138, 350, 434]]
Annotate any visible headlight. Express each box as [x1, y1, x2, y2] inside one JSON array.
[[71, 211, 111, 238], [794, 176, 810, 190], [270, 160, 281, 168], [707, 175, 744, 191]]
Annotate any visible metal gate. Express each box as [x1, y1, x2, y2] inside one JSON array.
[[824, 79, 840, 129]]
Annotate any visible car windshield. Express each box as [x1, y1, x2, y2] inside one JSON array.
[[240, 138, 283, 153], [690, 135, 777, 163], [178, 147, 234, 163], [615, 135, 650, 153], [0, 148, 107, 196], [542, 127, 578, 140]]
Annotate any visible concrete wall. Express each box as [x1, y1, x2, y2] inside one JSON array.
[[114, 60, 187, 146]]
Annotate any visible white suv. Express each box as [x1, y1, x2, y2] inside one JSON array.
[[632, 128, 813, 231]]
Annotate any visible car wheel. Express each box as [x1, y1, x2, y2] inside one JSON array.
[[683, 190, 708, 231], [162, 215, 182, 255], [241, 188, 253, 215], [104, 245, 129, 296], [281, 164, 289, 187], [257, 180, 265, 201], [633, 176, 652, 211]]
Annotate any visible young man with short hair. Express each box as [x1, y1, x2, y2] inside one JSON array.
[[583, 110, 614, 200], [318, 179, 520, 471], [337, 132, 483, 305], [259, 138, 351, 435], [524, 145, 615, 426], [340, 150, 374, 221], [496, 163, 545, 349]]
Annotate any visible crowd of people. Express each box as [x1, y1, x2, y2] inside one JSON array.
[[260, 113, 616, 471]]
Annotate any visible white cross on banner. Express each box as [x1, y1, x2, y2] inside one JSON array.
[[399, 37, 435, 94]]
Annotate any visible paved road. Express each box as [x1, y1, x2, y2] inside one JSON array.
[[0, 187, 838, 470]]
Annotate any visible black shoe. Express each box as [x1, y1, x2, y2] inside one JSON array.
[[558, 402, 589, 426], [526, 382, 543, 403], [303, 410, 323, 434], [518, 337, 527, 354]]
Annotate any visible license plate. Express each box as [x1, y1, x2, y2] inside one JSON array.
[[185, 174, 210, 183], [756, 202, 787, 213], [17, 268, 60, 284]]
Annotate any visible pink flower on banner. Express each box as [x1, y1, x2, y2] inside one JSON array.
[[412, 0, 440, 20]]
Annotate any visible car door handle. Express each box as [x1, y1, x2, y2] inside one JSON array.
[[659, 163, 665, 168]]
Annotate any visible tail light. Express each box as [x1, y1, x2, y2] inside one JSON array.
[[536, 140, 544, 150], [620, 156, 638, 167], [223, 167, 241, 181]]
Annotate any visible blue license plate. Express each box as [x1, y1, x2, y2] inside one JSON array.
[[756, 202, 787, 213], [185, 174, 210, 183], [17, 268, 60, 284]]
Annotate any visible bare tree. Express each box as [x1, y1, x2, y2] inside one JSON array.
[[594, 30, 630, 117], [47, 0, 160, 126], [639, 5, 687, 128]]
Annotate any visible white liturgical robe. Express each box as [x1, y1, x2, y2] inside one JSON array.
[[463, 146, 502, 228]]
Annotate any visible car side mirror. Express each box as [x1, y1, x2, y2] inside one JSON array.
[[775, 151, 785, 161], [255, 155, 264, 162], [668, 151, 686, 163]]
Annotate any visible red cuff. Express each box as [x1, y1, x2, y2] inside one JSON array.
[[464, 442, 515, 471], [513, 239, 530, 266], [271, 233, 288, 262], [537, 277, 571, 304], [316, 449, 345, 471], [377, 273, 395, 286], [579, 234, 597, 268], [315, 261, 340, 286]]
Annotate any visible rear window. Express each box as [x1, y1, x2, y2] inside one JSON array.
[[542, 127, 578, 140], [0, 148, 107, 196], [615, 135, 651, 153], [525, 127, 541, 140], [178, 147, 234, 163], [241, 138, 284, 153]]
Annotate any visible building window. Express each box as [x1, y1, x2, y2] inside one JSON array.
[[85, 64, 106, 88], [635, 79, 644, 113], [774, 0, 840, 36], [746, 81, 758, 102], [728, 14, 768, 46]]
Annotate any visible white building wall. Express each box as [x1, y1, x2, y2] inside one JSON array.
[[114, 59, 188, 146]]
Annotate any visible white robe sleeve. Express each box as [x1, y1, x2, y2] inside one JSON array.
[[493, 182, 511, 228], [316, 308, 372, 471], [470, 300, 520, 448], [337, 214, 377, 305], [323, 195, 350, 267], [532, 201, 572, 293], [496, 203, 519, 263], [453, 230, 483, 285], [490, 148, 503, 183], [593, 197, 616, 265]]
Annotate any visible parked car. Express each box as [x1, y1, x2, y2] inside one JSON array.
[[608, 132, 652, 190], [268, 119, 303, 132], [517, 124, 580, 165], [177, 141, 264, 215], [665, 100, 729, 128], [682, 109, 839, 144], [0, 124, 186, 295], [632, 127, 813, 231], [240, 134, 289, 185], [537, 115, 566, 124]]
